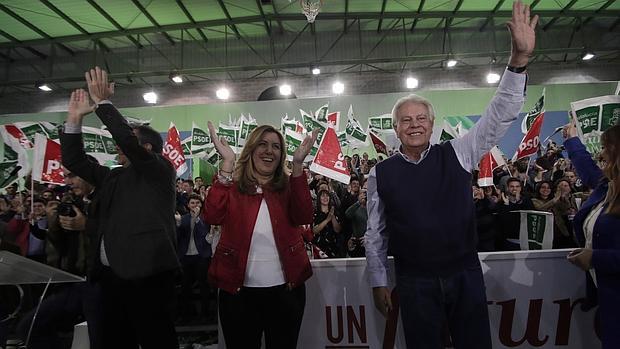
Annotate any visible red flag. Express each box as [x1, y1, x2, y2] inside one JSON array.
[[513, 113, 544, 161], [32, 133, 64, 185], [326, 112, 340, 130], [309, 127, 350, 184], [4, 125, 33, 148], [163, 122, 188, 176], [369, 130, 388, 156], [478, 146, 506, 187]]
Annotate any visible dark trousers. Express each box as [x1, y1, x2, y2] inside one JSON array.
[[16, 282, 103, 349], [396, 264, 492, 349], [219, 284, 306, 349], [179, 255, 211, 318], [100, 267, 178, 349]]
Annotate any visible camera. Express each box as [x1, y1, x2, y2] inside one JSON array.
[[58, 201, 76, 217]]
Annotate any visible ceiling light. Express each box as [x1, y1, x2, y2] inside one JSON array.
[[170, 73, 183, 83], [446, 59, 458, 67], [406, 77, 419, 89], [581, 52, 595, 61], [143, 91, 158, 104], [332, 81, 344, 94], [279, 84, 292, 96], [486, 72, 500, 84], [312, 67, 321, 75], [37, 83, 52, 91], [216, 87, 230, 100]]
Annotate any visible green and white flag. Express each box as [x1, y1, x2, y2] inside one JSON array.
[[191, 122, 212, 157], [315, 104, 329, 123], [368, 114, 393, 131], [301, 112, 328, 157], [238, 114, 258, 147], [518, 210, 554, 250], [337, 131, 349, 148], [345, 106, 367, 147], [81, 126, 118, 166], [218, 123, 240, 154], [284, 128, 307, 162], [571, 95, 620, 155], [440, 119, 459, 142], [205, 148, 220, 166], [0, 161, 21, 188], [181, 137, 192, 157], [522, 89, 545, 134]]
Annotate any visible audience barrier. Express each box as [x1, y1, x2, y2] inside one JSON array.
[[73, 249, 600, 349]]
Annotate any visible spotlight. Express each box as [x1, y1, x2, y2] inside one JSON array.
[[279, 84, 292, 96], [216, 87, 230, 100], [36, 83, 52, 91], [312, 67, 321, 75], [581, 52, 595, 61], [332, 81, 344, 94], [486, 73, 500, 84], [406, 77, 419, 89], [170, 73, 183, 84], [143, 91, 158, 104], [446, 59, 458, 68]]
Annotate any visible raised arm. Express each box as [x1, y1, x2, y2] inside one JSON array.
[[563, 119, 604, 188], [451, 1, 538, 171]]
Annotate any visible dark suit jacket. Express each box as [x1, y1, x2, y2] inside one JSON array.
[[176, 213, 211, 259], [60, 103, 180, 280]]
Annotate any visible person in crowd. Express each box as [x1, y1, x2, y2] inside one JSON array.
[[345, 182, 368, 257], [497, 177, 535, 250], [176, 179, 194, 215], [16, 164, 104, 349], [551, 178, 578, 248], [5, 198, 48, 262], [565, 170, 588, 193], [365, 3, 537, 347], [194, 176, 204, 191], [532, 180, 555, 211], [61, 67, 180, 349], [313, 189, 342, 258], [203, 121, 317, 349], [564, 121, 620, 349], [0, 196, 16, 223], [550, 157, 570, 182], [41, 189, 56, 202], [473, 185, 499, 252], [176, 193, 212, 323]]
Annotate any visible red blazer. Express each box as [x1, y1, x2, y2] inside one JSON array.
[[203, 174, 313, 294]]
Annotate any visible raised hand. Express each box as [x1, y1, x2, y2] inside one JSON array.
[[562, 114, 578, 140], [207, 121, 235, 172], [85, 66, 115, 104], [507, 1, 539, 67], [67, 89, 95, 121], [293, 128, 319, 164]]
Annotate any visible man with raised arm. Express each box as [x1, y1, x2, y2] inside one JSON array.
[[364, 2, 538, 347]]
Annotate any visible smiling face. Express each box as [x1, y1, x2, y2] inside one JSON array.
[[394, 102, 434, 154], [251, 131, 282, 180], [538, 182, 552, 199]]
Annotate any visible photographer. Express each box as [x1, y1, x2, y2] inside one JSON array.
[[345, 182, 368, 258], [15, 165, 103, 349]]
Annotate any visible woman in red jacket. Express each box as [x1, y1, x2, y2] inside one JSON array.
[[203, 121, 317, 349]]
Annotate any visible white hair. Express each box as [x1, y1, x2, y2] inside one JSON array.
[[391, 94, 436, 127]]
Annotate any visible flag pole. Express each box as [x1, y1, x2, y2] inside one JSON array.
[[30, 174, 34, 224]]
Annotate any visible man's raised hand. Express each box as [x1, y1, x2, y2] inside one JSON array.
[[507, 1, 539, 68]]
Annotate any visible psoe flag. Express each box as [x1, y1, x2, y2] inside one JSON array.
[[163, 122, 188, 176], [32, 133, 64, 185], [512, 113, 544, 161], [310, 127, 350, 185], [518, 210, 554, 250], [477, 146, 506, 187]]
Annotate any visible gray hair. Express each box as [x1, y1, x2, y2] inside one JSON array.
[[391, 94, 436, 127]]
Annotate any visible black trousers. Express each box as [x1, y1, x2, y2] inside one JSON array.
[[219, 284, 306, 349], [179, 255, 211, 318], [100, 267, 178, 349]]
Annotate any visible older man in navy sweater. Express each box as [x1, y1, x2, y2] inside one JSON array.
[[364, 2, 538, 347]]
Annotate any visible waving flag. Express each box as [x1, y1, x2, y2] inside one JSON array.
[[32, 134, 64, 185], [310, 127, 350, 184], [478, 146, 506, 187], [369, 130, 388, 156], [163, 122, 188, 176], [522, 89, 545, 134], [513, 113, 544, 161]]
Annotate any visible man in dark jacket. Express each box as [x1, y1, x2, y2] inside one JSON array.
[[60, 67, 180, 349]]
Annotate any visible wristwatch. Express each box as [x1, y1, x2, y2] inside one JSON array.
[[506, 65, 527, 74]]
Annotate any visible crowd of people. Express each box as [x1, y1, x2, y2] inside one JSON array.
[[0, 2, 618, 348]]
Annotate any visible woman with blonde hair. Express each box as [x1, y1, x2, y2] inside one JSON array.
[[203, 121, 317, 348], [564, 121, 620, 348]]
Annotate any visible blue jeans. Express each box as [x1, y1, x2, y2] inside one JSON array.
[[396, 264, 492, 349]]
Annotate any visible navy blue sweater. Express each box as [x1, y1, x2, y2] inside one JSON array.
[[376, 142, 479, 277]]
